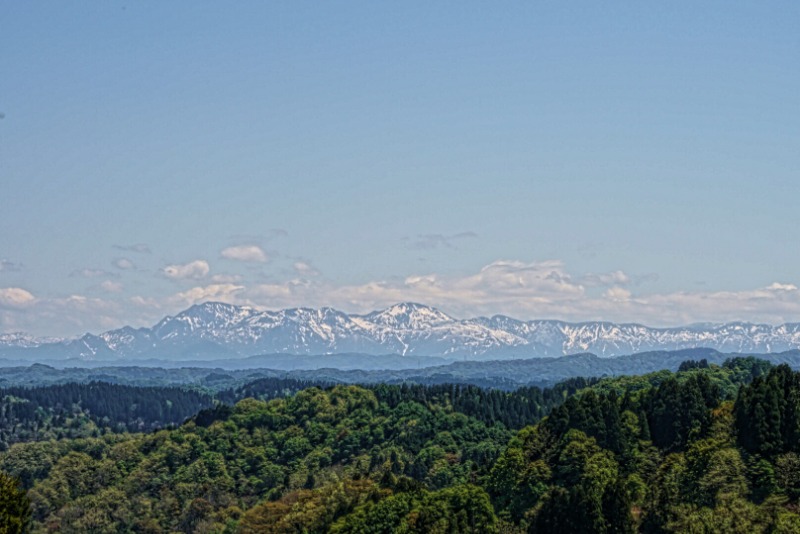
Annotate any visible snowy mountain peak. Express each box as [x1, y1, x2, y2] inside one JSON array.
[[181, 301, 255, 321], [153, 301, 256, 337], [5, 302, 800, 361], [364, 302, 454, 329], [0, 332, 65, 348]]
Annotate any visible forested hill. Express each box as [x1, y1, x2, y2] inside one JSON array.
[[218, 376, 599, 430], [3, 347, 799, 393], [1, 384, 513, 532], [0, 382, 214, 448], [1, 356, 799, 532]]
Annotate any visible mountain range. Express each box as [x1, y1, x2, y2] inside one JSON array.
[[2, 301, 800, 362]]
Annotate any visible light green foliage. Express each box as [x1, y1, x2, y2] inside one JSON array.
[[667, 494, 770, 533], [2, 385, 510, 532], [328, 484, 497, 533], [0, 359, 798, 532], [775, 453, 800, 499]]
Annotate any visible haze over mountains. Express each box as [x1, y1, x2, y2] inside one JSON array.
[[3, 301, 800, 363]]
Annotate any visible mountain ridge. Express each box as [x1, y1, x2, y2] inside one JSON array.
[[3, 301, 800, 362]]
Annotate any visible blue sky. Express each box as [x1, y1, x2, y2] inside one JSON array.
[[1, 2, 799, 336]]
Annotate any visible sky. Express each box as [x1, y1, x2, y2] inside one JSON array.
[[1, 2, 799, 337]]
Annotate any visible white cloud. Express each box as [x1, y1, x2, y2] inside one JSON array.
[[220, 245, 268, 263], [604, 287, 632, 301], [113, 243, 151, 254], [4, 259, 800, 337], [71, 268, 116, 278], [130, 295, 161, 308], [113, 258, 136, 270], [171, 283, 244, 306], [162, 260, 210, 280], [41, 295, 141, 334], [232, 260, 800, 327], [316, 259, 587, 316], [582, 270, 631, 287], [0, 287, 36, 308], [1, 293, 146, 337], [211, 273, 244, 283], [766, 282, 798, 292], [249, 279, 312, 301], [224, 260, 587, 315], [293, 261, 320, 277], [249, 283, 294, 300], [100, 280, 124, 293]]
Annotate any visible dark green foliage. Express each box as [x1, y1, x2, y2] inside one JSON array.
[[735, 365, 800, 457], [0, 471, 30, 533], [217, 376, 331, 405], [368, 379, 594, 430], [543, 389, 632, 454], [0, 382, 214, 448], [642, 374, 720, 450], [723, 356, 773, 384], [678, 359, 709, 372], [193, 403, 233, 427], [231, 377, 597, 431], [488, 359, 800, 532]]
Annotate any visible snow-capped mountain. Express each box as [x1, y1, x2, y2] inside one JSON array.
[[0, 332, 65, 348], [3, 302, 800, 361]]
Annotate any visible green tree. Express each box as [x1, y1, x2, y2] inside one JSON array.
[[0, 471, 31, 534]]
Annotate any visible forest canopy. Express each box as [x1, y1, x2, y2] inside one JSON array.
[[0, 357, 798, 532]]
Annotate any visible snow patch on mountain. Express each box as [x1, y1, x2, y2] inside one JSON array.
[[4, 302, 800, 361]]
